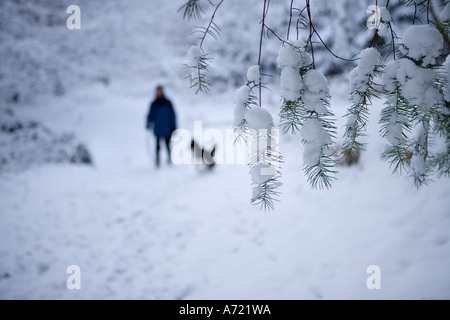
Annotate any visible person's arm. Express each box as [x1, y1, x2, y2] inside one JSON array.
[[147, 103, 155, 129], [169, 101, 177, 132]]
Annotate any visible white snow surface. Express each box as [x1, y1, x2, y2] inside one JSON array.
[[1, 82, 450, 300], [402, 25, 443, 67], [1, 0, 450, 300]]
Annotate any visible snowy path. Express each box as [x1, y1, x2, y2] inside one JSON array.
[[1, 84, 450, 299]]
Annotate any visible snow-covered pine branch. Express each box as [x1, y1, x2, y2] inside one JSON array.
[[186, 45, 211, 93], [233, 65, 283, 211], [342, 48, 382, 164], [429, 53, 450, 178], [278, 40, 312, 134], [180, 0, 450, 210], [178, 0, 205, 21], [247, 111, 282, 211], [181, 0, 224, 93], [381, 24, 445, 187], [277, 40, 337, 190], [233, 65, 260, 141]]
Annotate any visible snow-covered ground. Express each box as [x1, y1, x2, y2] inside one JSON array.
[[1, 0, 449, 300], [1, 79, 449, 300]]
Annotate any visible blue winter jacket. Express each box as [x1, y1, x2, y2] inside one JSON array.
[[147, 96, 177, 138]]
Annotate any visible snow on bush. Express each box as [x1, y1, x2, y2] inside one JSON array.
[[384, 112, 406, 147], [187, 46, 202, 68], [247, 65, 260, 83], [277, 40, 308, 69], [301, 118, 333, 167], [380, 23, 446, 186], [278, 41, 312, 103], [280, 67, 303, 102], [384, 59, 441, 113], [246, 105, 281, 210], [233, 85, 250, 127], [348, 48, 381, 97], [276, 40, 337, 189], [356, 48, 382, 78], [245, 106, 274, 132], [302, 69, 330, 114], [343, 48, 382, 159], [235, 85, 250, 106], [233, 66, 274, 132], [232, 65, 281, 210], [0, 109, 92, 173], [402, 25, 444, 67]]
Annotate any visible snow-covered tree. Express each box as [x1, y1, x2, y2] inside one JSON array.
[[180, 0, 450, 210]]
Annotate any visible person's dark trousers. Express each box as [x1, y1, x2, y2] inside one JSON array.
[[155, 136, 171, 167]]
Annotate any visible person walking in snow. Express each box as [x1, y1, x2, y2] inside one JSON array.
[[146, 85, 177, 167]]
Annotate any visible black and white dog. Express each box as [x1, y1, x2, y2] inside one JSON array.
[[190, 139, 216, 170]]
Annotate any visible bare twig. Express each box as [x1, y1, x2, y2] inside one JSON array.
[[313, 30, 359, 62], [287, 0, 294, 40], [258, 0, 269, 106], [199, 0, 225, 47], [265, 25, 298, 47], [413, 2, 417, 25], [306, 0, 315, 68], [389, 21, 396, 60], [265, 24, 359, 63]]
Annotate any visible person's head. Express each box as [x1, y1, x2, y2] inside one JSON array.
[[156, 85, 164, 99]]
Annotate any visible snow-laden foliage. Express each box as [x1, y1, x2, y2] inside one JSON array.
[[402, 25, 444, 67], [277, 41, 337, 190], [342, 48, 382, 164], [178, 0, 450, 209], [430, 54, 450, 179], [181, 0, 449, 209], [0, 0, 196, 105], [278, 40, 312, 134], [380, 24, 447, 187], [232, 66, 282, 211], [0, 109, 92, 173], [246, 65, 261, 83], [186, 45, 211, 93]]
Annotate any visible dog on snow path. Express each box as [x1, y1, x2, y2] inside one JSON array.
[[190, 139, 216, 170]]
